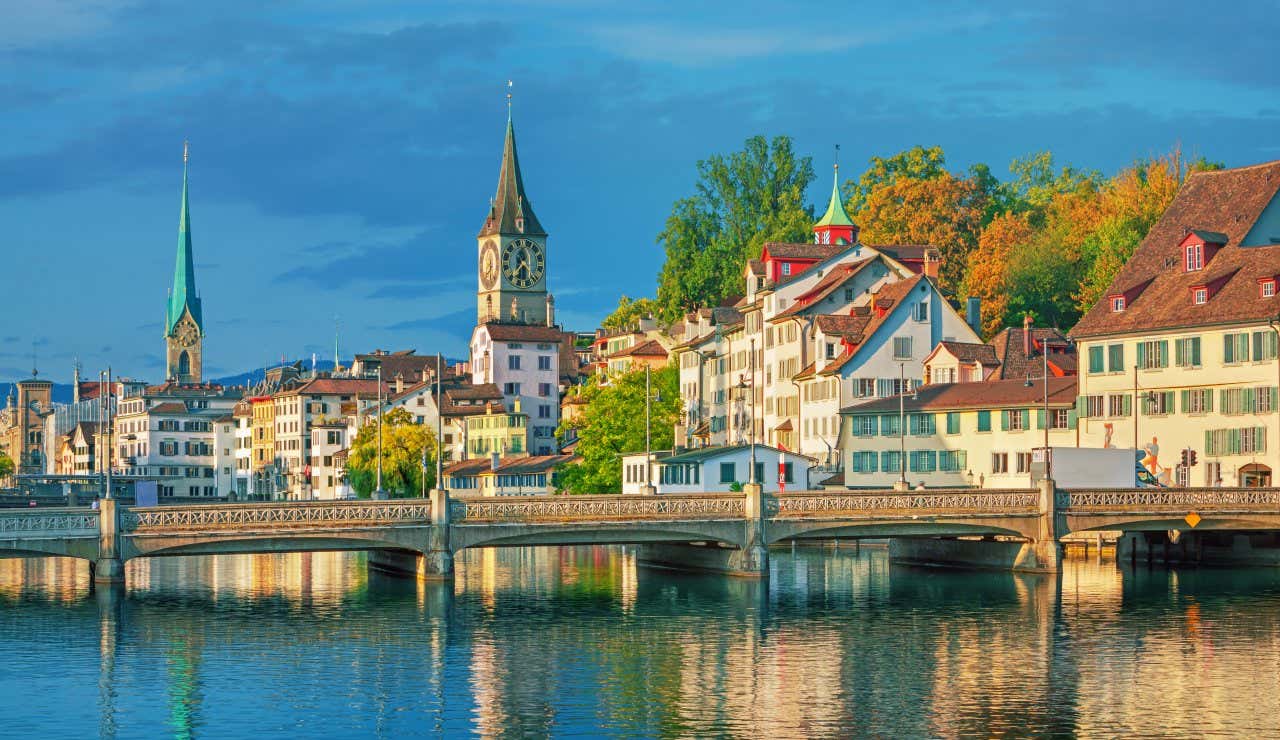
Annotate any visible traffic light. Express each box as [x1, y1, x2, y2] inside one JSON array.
[[1180, 448, 1190, 467], [1190, 450, 1198, 467]]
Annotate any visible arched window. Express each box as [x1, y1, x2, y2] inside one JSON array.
[[178, 351, 191, 376]]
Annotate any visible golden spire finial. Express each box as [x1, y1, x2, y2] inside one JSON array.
[[183, 139, 189, 164], [507, 79, 513, 115]]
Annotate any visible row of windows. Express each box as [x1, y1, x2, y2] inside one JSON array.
[[850, 409, 1073, 436], [1087, 332, 1278, 374], [506, 355, 555, 371], [849, 450, 968, 474], [1079, 387, 1277, 418]]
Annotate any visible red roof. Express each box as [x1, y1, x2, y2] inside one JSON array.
[[842, 376, 1078, 414], [481, 323, 568, 343]]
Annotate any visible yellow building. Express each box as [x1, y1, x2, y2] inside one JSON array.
[[249, 395, 276, 495], [466, 402, 529, 459], [1071, 160, 1280, 487]]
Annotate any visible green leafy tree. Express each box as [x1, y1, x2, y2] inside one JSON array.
[[345, 408, 437, 498], [655, 136, 815, 320], [556, 366, 680, 494], [843, 145, 948, 214], [601, 295, 662, 331], [0, 452, 13, 480]]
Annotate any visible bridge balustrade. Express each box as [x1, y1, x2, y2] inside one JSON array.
[[123, 500, 434, 532], [450, 493, 745, 523]]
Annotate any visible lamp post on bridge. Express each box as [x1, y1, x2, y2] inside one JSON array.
[[374, 364, 387, 500]]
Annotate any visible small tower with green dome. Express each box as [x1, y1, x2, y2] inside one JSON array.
[[813, 161, 858, 246]]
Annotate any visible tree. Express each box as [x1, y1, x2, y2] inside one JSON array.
[[0, 452, 13, 480], [655, 136, 815, 320], [961, 212, 1034, 337], [601, 295, 661, 331], [843, 145, 948, 215], [556, 366, 680, 494], [345, 408, 437, 498]]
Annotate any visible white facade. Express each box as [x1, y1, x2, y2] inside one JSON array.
[[623, 445, 815, 494], [114, 386, 240, 498], [309, 423, 348, 500], [469, 326, 561, 455]]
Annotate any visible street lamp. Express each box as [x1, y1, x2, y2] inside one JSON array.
[[374, 363, 386, 500], [749, 338, 757, 485], [642, 364, 661, 494], [898, 362, 907, 489]]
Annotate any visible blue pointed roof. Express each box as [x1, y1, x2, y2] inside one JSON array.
[[166, 145, 202, 336]]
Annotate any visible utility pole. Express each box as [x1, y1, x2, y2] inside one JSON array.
[[374, 364, 386, 499], [105, 367, 113, 500], [749, 338, 757, 485], [435, 352, 444, 496], [898, 362, 907, 489]]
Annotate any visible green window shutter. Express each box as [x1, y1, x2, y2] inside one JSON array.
[[1192, 337, 1201, 366], [958, 450, 967, 469], [977, 410, 991, 432], [1180, 389, 1190, 413], [1036, 409, 1046, 429], [1224, 335, 1234, 364], [1246, 388, 1256, 412], [1000, 410, 1010, 431], [1206, 390, 1214, 412], [1136, 342, 1146, 368], [1219, 389, 1228, 412], [1159, 340, 1169, 367], [1122, 394, 1131, 417], [1067, 408, 1078, 429], [1253, 332, 1263, 361], [946, 412, 959, 435], [1088, 346, 1103, 373], [1165, 391, 1175, 413]]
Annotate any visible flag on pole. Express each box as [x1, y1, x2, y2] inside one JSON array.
[[778, 445, 788, 494]]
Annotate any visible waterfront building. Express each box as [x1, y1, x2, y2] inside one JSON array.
[[620, 444, 815, 494], [249, 396, 277, 496], [308, 419, 348, 500], [672, 164, 982, 465], [466, 402, 531, 459], [272, 376, 383, 499], [1070, 159, 1280, 487], [837, 377, 1078, 489], [443, 453, 576, 496], [232, 400, 252, 497], [0, 375, 53, 476], [164, 143, 205, 384], [114, 382, 241, 497], [384, 379, 504, 464]]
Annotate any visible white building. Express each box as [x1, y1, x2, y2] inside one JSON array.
[[469, 323, 566, 455], [114, 382, 241, 498], [309, 420, 348, 500], [621, 444, 815, 494]]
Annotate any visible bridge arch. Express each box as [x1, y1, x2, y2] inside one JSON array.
[[0, 541, 99, 562], [449, 522, 748, 553], [1063, 514, 1280, 535], [767, 518, 1039, 545], [124, 530, 431, 561]]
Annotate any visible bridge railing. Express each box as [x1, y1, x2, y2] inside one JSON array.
[[772, 489, 1040, 517], [450, 493, 746, 523], [0, 507, 99, 538], [1058, 487, 1280, 511], [122, 499, 433, 532]]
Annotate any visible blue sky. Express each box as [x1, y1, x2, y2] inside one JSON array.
[[3, 0, 1278, 382]]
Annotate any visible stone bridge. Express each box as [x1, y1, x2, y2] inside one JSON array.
[[3, 484, 1280, 584]]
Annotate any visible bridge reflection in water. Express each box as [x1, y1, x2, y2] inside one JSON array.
[[4, 547, 1280, 737]]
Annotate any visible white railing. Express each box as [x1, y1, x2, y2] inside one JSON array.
[[0, 508, 99, 537], [123, 500, 433, 532], [451, 494, 745, 523], [774, 490, 1040, 516], [1058, 487, 1280, 510]]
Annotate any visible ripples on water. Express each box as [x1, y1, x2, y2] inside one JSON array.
[[1, 545, 1279, 738]]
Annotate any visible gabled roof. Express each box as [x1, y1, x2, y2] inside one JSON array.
[[443, 453, 577, 477], [1072, 160, 1280, 338], [660, 443, 815, 465], [478, 117, 546, 237], [818, 275, 928, 376], [842, 376, 1077, 415], [287, 377, 385, 397], [771, 257, 878, 321], [988, 327, 1077, 379], [933, 341, 1000, 367], [761, 242, 844, 261], [607, 339, 668, 359], [481, 322, 567, 343]]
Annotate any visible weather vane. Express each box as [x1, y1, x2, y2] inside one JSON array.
[[507, 79, 513, 113], [834, 143, 840, 172], [184, 139, 189, 164]]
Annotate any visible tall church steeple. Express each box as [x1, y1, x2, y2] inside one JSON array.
[[165, 142, 204, 383], [476, 98, 549, 326]]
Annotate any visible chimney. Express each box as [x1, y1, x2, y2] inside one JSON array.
[[1023, 315, 1033, 358], [923, 249, 941, 279], [965, 297, 982, 337], [546, 293, 556, 327], [394, 373, 404, 394]]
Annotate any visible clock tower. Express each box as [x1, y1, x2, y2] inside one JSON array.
[[477, 113, 548, 325], [165, 142, 204, 384]]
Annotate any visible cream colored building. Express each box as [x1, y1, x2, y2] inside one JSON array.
[[838, 377, 1079, 489], [1070, 160, 1280, 487], [443, 454, 576, 496]]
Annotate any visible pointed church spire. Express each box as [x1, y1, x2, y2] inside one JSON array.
[[479, 95, 546, 238], [813, 148, 857, 245], [166, 141, 203, 336]]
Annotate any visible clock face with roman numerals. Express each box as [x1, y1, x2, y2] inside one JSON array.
[[175, 318, 200, 347], [502, 238, 544, 289], [480, 240, 500, 290]]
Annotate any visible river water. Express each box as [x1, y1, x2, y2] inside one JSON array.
[[2, 545, 1279, 738]]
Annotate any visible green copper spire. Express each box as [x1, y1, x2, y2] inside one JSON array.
[[815, 163, 855, 229], [165, 142, 203, 336]]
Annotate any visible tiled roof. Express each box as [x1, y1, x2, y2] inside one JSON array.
[[771, 258, 877, 321], [819, 275, 928, 376], [761, 242, 844, 261], [990, 327, 1076, 380], [842, 376, 1078, 415], [815, 313, 871, 337], [935, 341, 1000, 366], [1072, 160, 1280, 338], [147, 402, 189, 414], [288, 377, 385, 397], [354, 351, 454, 383], [478, 119, 546, 238], [608, 339, 668, 359], [443, 453, 577, 477], [481, 322, 568, 343], [870, 244, 937, 263]]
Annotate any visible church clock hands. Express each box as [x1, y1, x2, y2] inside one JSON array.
[[480, 241, 500, 289], [502, 238, 544, 289]]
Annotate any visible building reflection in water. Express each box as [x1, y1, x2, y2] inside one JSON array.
[[3, 546, 1280, 736]]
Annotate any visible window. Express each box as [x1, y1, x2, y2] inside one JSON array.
[[893, 337, 913, 360], [538, 382, 552, 397], [844, 288, 854, 302], [1050, 409, 1070, 429], [1185, 243, 1204, 271], [1082, 395, 1104, 418], [909, 450, 937, 473], [880, 415, 901, 436], [1108, 393, 1131, 417], [538, 355, 553, 371], [825, 343, 836, 360], [1193, 288, 1208, 305], [913, 301, 928, 322], [1137, 340, 1168, 370], [503, 382, 522, 395], [1252, 331, 1279, 361], [991, 453, 1009, 474], [851, 451, 877, 473], [1263, 280, 1277, 298], [1111, 296, 1125, 312], [909, 414, 935, 436], [1181, 389, 1213, 414], [851, 416, 877, 436], [779, 462, 794, 484], [881, 451, 903, 475], [1205, 427, 1267, 455], [1224, 333, 1250, 364], [719, 462, 736, 483], [1003, 409, 1029, 431], [1016, 452, 1032, 474], [538, 405, 552, 419], [1175, 337, 1201, 368], [945, 412, 960, 435], [781, 263, 792, 276], [1087, 346, 1104, 374], [508, 355, 521, 370], [1142, 391, 1174, 416], [939, 450, 967, 472], [1107, 344, 1125, 372], [976, 410, 992, 433]]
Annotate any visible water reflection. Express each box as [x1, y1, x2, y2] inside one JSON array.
[[2, 548, 1280, 737]]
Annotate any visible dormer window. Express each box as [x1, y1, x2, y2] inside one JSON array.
[[1111, 295, 1125, 312], [1185, 243, 1204, 271], [781, 263, 792, 276], [1262, 279, 1276, 298], [1193, 287, 1208, 305]]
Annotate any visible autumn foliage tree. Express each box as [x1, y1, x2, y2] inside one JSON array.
[[346, 408, 437, 498]]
